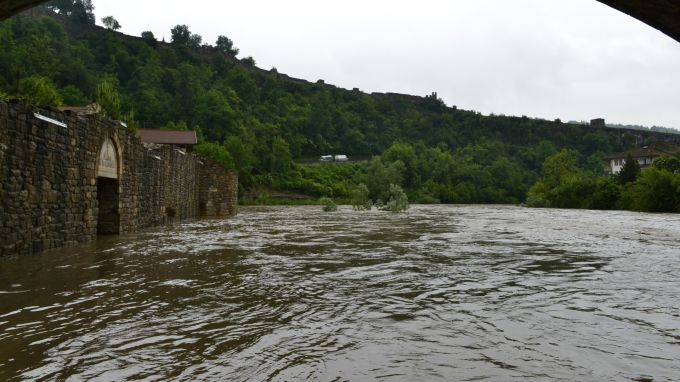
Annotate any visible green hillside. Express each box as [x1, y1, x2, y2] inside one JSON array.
[[2, 4, 679, 209]]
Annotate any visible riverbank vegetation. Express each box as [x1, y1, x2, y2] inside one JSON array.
[[527, 150, 680, 213], [1, 5, 679, 213]]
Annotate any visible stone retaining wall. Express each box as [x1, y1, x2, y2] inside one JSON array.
[[199, 160, 238, 217], [0, 101, 237, 257]]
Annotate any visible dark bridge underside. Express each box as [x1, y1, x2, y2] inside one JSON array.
[[597, 0, 680, 43], [0, 0, 679, 43]]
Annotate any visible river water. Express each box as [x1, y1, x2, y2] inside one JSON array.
[[1, 205, 679, 381]]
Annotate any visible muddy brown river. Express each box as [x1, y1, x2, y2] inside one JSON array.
[[1, 205, 679, 381]]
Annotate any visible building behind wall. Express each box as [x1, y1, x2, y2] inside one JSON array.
[[137, 128, 198, 153], [605, 141, 680, 174], [590, 118, 606, 127], [0, 101, 237, 257]]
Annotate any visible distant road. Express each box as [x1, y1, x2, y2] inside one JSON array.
[[294, 157, 370, 165]]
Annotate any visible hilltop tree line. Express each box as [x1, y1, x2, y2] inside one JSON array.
[[1, 7, 678, 210]]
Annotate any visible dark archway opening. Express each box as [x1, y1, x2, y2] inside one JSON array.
[[96, 177, 120, 235], [96, 137, 121, 235]]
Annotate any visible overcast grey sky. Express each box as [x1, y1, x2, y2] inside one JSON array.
[[93, 0, 680, 129]]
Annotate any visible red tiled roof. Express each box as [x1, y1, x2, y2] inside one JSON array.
[[652, 141, 680, 155], [137, 129, 197, 145], [604, 147, 664, 160], [604, 142, 680, 160]]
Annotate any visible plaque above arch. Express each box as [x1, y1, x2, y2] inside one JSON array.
[[98, 138, 119, 179]]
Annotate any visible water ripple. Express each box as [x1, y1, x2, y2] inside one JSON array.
[[1, 205, 679, 381]]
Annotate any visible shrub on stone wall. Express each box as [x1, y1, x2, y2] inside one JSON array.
[[95, 79, 121, 119], [194, 142, 235, 170], [18, 76, 63, 107]]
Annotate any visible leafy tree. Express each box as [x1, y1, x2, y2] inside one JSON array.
[[18, 76, 62, 107], [623, 168, 679, 212], [618, 154, 641, 184], [589, 177, 621, 210], [71, 0, 95, 24], [542, 149, 582, 188], [526, 149, 593, 209], [47, 0, 95, 24], [521, 140, 557, 170], [241, 56, 256, 67], [351, 183, 372, 210], [121, 109, 140, 133], [382, 142, 418, 188], [59, 84, 89, 105], [320, 197, 338, 212], [270, 137, 293, 174], [95, 79, 121, 119], [362, 157, 405, 202], [171, 24, 202, 48], [194, 142, 235, 170], [526, 181, 550, 208], [141, 31, 157, 47], [101, 16, 121, 31], [216, 35, 239, 56], [170, 24, 191, 46], [188, 34, 202, 48], [653, 155, 680, 173], [224, 136, 254, 175], [194, 88, 236, 140], [380, 184, 410, 212], [162, 121, 189, 131], [545, 177, 595, 209]]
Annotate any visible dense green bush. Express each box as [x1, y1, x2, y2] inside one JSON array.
[[18, 76, 62, 107], [193, 142, 235, 170], [589, 177, 621, 210], [618, 154, 641, 184], [622, 168, 679, 212], [319, 197, 337, 212], [380, 184, 410, 213], [95, 79, 121, 119], [546, 177, 595, 209], [351, 183, 372, 210], [654, 156, 680, 173], [528, 150, 680, 213]]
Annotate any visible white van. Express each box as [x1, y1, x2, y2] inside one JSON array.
[[334, 155, 348, 162]]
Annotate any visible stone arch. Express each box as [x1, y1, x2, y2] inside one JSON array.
[[96, 136, 122, 235], [97, 137, 121, 179]]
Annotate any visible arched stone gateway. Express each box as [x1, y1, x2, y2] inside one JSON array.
[[96, 137, 121, 235], [97, 138, 119, 179], [0, 102, 238, 256]]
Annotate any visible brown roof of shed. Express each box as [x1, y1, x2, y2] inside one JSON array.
[[137, 129, 198, 145]]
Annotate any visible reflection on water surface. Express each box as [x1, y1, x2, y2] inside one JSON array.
[[1, 205, 679, 381]]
